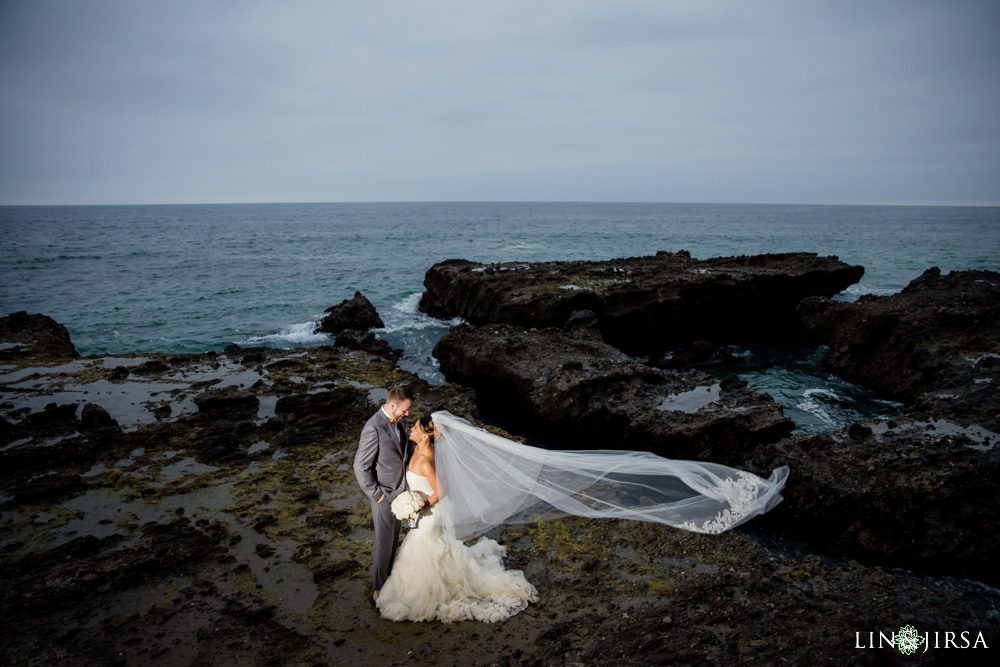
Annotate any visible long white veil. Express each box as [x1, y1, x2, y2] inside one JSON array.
[[432, 411, 788, 541]]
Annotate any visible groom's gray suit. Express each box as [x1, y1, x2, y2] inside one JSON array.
[[354, 407, 410, 593]]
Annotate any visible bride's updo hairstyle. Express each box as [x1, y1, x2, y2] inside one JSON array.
[[417, 416, 436, 447]]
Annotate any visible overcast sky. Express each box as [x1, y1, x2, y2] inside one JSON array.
[[1, 1, 998, 206]]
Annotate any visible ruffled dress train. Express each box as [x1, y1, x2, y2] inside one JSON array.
[[376, 471, 538, 623]]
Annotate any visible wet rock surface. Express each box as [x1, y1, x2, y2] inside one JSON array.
[[435, 322, 795, 466], [0, 311, 79, 359], [798, 267, 1000, 431], [746, 415, 999, 586], [194, 387, 261, 418], [334, 328, 402, 361], [2, 314, 999, 666], [420, 251, 864, 354], [316, 291, 385, 335], [430, 265, 1000, 610]]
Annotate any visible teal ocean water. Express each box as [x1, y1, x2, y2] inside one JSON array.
[[2, 202, 998, 432]]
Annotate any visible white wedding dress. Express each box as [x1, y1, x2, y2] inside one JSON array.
[[375, 471, 539, 623], [374, 411, 788, 623]]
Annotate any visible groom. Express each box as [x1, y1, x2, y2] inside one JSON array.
[[353, 385, 414, 604]]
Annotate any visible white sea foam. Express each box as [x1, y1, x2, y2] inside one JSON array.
[[837, 284, 902, 301], [803, 388, 843, 401], [795, 388, 842, 425], [377, 292, 462, 334], [236, 321, 331, 347], [795, 398, 836, 425]]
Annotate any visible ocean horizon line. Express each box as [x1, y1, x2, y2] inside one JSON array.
[[2, 199, 1000, 209]]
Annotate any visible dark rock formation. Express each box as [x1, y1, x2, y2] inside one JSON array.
[[3, 313, 1000, 663], [271, 387, 371, 446], [420, 252, 863, 354], [190, 422, 254, 463], [798, 268, 1000, 431], [22, 402, 79, 431], [434, 323, 793, 466], [747, 416, 999, 585], [132, 359, 170, 375], [316, 291, 384, 335], [0, 311, 79, 358], [240, 348, 267, 365], [334, 329, 402, 361], [273, 387, 365, 422], [0, 400, 124, 478], [194, 387, 260, 419], [223, 345, 268, 365], [80, 403, 118, 430]]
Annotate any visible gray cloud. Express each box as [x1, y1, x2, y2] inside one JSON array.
[[1, 0, 997, 205]]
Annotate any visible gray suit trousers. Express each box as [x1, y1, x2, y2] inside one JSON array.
[[370, 495, 400, 591]]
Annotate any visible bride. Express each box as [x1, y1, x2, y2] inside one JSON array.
[[375, 416, 538, 622], [374, 411, 788, 623]]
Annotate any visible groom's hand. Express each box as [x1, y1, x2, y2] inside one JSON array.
[[377, 493, 386, 504]]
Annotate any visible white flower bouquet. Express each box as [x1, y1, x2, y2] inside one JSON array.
[[390, 490, 427, 528]]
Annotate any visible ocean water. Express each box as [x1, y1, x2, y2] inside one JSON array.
[[2, 202, 998, 432]]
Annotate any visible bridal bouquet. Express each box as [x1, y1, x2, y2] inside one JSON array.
[[391, 490, 427, 528]]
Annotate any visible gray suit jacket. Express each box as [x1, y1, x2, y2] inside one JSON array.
[[354, 408, 410, 503]]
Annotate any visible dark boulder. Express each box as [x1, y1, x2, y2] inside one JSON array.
[[316, 291, 384, 335], [746, 416, 1000, 585], [80, 403, 118, 430], [420, 252, 864, 354], [0, 311, 79, 359], [433, 323, 793, 466], [798, 268, 1000, 430]]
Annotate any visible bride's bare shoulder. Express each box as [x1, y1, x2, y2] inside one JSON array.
[[418, 450, 436, 471], [408, 449, 435, 474]]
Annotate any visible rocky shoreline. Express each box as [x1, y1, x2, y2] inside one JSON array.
[[419, 251, 864, 353], [2, 251, 999, 665]]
